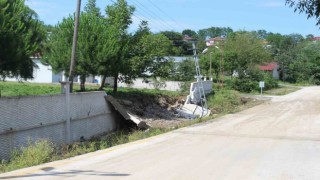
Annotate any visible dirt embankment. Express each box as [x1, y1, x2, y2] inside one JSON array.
[[116, 93, 263, 128], [117, 94, 187, 128]]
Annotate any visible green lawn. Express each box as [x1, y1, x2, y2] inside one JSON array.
[[0, 82, 61, 97]]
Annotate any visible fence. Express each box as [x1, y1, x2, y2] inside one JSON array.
[[0, 91, 118, 159]]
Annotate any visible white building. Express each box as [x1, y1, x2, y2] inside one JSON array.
[[6, 57, 100, 84]]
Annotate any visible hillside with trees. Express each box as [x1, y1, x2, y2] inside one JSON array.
[[1, 0, 319, 93]]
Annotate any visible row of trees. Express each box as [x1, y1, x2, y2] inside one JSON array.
[[44, 0, 174, 92], [1, 0, 319, 93]]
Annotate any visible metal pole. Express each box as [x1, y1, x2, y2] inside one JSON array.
[[210, 52, 212, 81], [219, 50, 222, 87], [221, 49, 224, 87], [68, 0, 81, 92]]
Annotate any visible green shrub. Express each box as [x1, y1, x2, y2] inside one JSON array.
[[231, 77, 256, 93], [6, 139, 54, 171], [207, 89, 241, 113], [262, 73, 278, 90]]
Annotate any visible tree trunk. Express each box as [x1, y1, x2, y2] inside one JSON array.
[[99, 74, 107, 90], [80, 75, 86, 92], [215, 71, 219, 82], [113, 72, 119, 93]]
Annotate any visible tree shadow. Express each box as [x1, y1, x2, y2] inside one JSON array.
[[0, 167, 130, 179]]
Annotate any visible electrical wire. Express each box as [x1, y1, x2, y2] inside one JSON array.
[[127, 0, 175, 31], [146, 0, 189, 30], [109, 0, 169, 32]]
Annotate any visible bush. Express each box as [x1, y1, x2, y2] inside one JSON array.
[[262, 73, 278, 90], [207, 89, 241, 113], [231, 77, 256, 93], [6, 139, 54, 171]]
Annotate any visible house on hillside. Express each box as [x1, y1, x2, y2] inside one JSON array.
[[205, 37, 225, 47], [259, 62, 279, 79], [309, 37, 320, 41]]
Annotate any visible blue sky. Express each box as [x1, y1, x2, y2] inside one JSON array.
[[25, 0, 320, 37]]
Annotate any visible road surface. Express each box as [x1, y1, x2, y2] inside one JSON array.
[[1, 86, 320, 180]]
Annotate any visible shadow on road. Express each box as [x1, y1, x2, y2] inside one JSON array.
[[0, 167, 130, 179]]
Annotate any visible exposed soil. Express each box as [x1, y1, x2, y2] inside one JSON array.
[[117, 94, 187, 128], [116, 93, 264, 129]]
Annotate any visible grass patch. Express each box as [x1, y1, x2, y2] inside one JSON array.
[[0, 82, 102, 97], [207, 89, 242, 114], [0, 128, 169, 173], [262, 86, 301, 96], [104, 86, 182, 99], [248, 85, 301, 96], [1, 139, 54, 172], [0, 82, 61, 97]]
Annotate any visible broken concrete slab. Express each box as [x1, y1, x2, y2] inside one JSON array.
[[177, 104, 211, 119], [105, 95, 150, 130]]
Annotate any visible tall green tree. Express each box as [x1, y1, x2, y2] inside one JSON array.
[[160, 31, 186, 55], [128, 24, 173, 80], [105, 0, 135, 93], [0, 0, 45, 80], [44, 0, 115, 91], [224, 31, 271, 77], [182, 29, 198, 39], [197, 27, 233, 41]]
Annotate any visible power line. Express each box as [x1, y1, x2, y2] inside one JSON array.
[[130, 9, 169, 32], [109, 0, 169, 32], [132, 13, 164, 32], [146, 0, 189, 30], [128, 0, 176, 31]]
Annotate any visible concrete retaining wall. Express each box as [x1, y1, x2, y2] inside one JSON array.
[[0, 91, 118, 159]]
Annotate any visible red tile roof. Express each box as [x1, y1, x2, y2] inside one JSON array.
[[309, 37, 320, 41], [259, 62, 278, 71], [206, 37, 225, 46]]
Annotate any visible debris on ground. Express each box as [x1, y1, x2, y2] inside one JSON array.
[[114, 92, 264, 129]]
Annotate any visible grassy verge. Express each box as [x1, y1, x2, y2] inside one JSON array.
[[104, 86, 183, 98], [0, 81, 183, 98], [0, 82, 61, 97], [262, 86, 301, 96], [248, 85, 301, 96], [0, 82, 102, 97], [0, 128, 169, 173]]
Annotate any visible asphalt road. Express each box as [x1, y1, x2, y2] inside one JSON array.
[[1, 86, 320, 180]]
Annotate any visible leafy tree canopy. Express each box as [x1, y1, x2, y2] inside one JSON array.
[[286, 0, 320, 26], [0, 0, 45, 80]]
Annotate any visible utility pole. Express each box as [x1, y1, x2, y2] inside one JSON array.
[[189, 39, 208, 115], [209, 52, 212, 81], [68, 0, 81, 92]]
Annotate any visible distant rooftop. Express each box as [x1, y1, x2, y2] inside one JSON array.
[[259, 62, 278, 71], [206, 37, 225, 47], [309, 37, 320, 41]]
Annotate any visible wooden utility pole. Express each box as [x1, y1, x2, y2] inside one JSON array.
[[68, 0, 81, 92]]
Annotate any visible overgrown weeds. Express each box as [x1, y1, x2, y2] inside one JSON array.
[[0, 128, 169, 173], [207, 89, 242, 114], [1, 139, 54, 172]]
